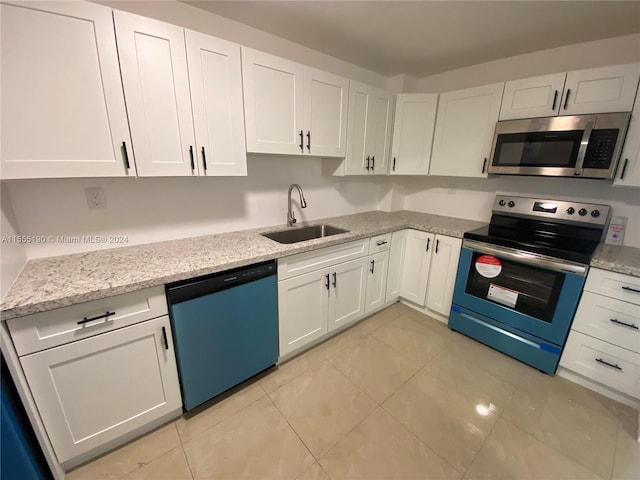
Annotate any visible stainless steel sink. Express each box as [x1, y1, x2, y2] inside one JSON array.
[[261, 225, 348, 244]]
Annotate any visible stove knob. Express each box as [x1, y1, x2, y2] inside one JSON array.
[[566, 207, 575, 215], [591, 209, 601, 218], [498, 199, 506, 207], [578, 208, 588, 216], [508, 201, 515, 208]]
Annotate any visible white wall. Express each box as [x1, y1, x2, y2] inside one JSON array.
[[399, 176, 640, 248], [95, 0, 390, 90], [5, 157, 385, 258], [0, 187, 27, 297], [418, 33, 640, 92]]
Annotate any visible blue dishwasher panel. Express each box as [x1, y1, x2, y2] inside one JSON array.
[[169, 274, 278, 411]]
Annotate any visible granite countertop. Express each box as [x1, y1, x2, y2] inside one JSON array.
[[590, 243, 640, 278], [2, 209, 637, 322], [0, 210, 485, 321]]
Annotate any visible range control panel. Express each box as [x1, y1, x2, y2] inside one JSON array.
[[492, 195, 611, 226]]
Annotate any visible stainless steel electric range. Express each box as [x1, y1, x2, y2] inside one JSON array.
[[448, 195, 611, 374]]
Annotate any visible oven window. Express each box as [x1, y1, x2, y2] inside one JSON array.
[[493, 130, 583, 167], [465, 252, 565, 322]]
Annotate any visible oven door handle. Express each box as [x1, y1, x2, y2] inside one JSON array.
[[463, 239, 587, 276]]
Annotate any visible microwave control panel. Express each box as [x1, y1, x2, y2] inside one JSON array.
[[582, 129, 619, 169]]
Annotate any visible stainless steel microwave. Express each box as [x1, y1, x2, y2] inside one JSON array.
[[488, 113, 631, 179]]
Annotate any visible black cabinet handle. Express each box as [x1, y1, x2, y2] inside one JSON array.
[[189, 145, 195, 171], [370, 260, 375, 274], [435, 239, 440, 253], [162, 326, 169, 350], [332, 272, 337, 288], [365, 156, 371, 170], [620, 158, 629, 180], [371, 156, 375, 171], [552, 90, 558, 110], [622, 286, 640, 294], [610, 318, 639, 330], [201, 147, 208, 171], [306, 131, 311, 152], [392, 157, 396, 171], [376, 240, 388, 246], [325, 274, 330, 290], [121, 142, 131, 169], [482, 158, 487, 174], [563, 89, 571, 110], [78, 311, 115, 325], [425, 238, 430, 252], [595, 357, 622, 370], [299, 130, 304, 152]]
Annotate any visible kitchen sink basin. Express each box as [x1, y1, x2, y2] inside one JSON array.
[[262, 225, 348, 244]]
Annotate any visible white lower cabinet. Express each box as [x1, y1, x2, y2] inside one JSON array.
[[385, 230, 408, 303], [277, 240, 370, 357], [560, 268, 640, 402], [19, 315, 181, 465], [400, 230, 462, 316], [328, 258, 368, 332], [400, 230, 435, 306], [365, 250, 390, 313], [425, 235, 462, 316]]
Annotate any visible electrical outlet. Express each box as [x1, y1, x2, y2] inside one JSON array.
[[85, 187, 106, 210]]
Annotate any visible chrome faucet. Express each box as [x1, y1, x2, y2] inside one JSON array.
[[287, 184, 307, 226]]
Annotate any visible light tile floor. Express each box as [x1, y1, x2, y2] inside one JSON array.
[[66, 303, 640, 480]]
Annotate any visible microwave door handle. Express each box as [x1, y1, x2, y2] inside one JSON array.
[[574, 121, 594, 177]]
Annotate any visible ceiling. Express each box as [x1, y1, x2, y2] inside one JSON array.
[[182, 1, 640, 78]]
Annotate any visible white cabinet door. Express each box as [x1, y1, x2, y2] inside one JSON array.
[[114, 11, 195, 177], [278, 269, 329, 356], [365, 251, 390, 314], [0, 1, 132, 179], [430, 83, 504, 177], [400, 230, 435, 307], [385, 230, 408, 303], [370, 89, 393, 175], [185, 30, 247, 176], [562, 63, 640, 116], [242, 48, 304, 155], [499, 73, 567, 120], [344, 81, 375, 175], [328, 258, 368, 332], [303, 68, 349, 157], [390, 94, 438, 175], [614, 86, 640, 187], [19, 316, 181, 464], [425, 235, 462, 316]]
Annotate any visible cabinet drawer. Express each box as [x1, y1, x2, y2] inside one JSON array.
[[278, 239, 369, 281], [369, 233, 392, 253], [560, 331, 639, 399], [8, 287, 168, 356], [572, 292, 640, 353], [584, 268, 640, 305]]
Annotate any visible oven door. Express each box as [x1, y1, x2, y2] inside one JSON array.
[[451, 241, 587, 346]]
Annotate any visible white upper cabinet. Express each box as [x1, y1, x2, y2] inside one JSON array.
[[500, 63, 640, 120], [390, 94, 438, 175], [430, 83, 504, 178], [333, 81, 393, 175], [563, 63, 640, 115], [614, 86, 640, 188], [242, 48, 348, 157], [185, 30, 247, 176], [0, 1, 132, 179], [114, 11, 195, 177], [499, 73, 567, 120], [303, 68, 349, 157]]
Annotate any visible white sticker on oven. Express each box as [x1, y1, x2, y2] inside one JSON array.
[[475, 255, 502, 278], [488, 284, 518, 308]]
